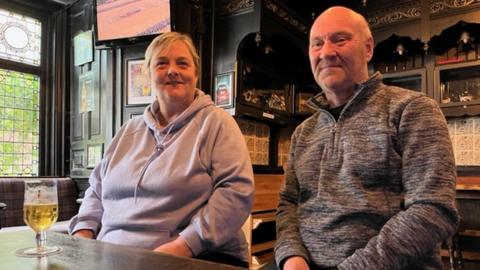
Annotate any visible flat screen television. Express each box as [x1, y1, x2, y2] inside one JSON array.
[[94, 0, 173, 47]]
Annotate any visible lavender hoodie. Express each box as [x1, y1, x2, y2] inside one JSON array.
[[69, 90, 254, 261]]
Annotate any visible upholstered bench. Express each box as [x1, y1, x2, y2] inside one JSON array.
[[0, 177, 79, 230]]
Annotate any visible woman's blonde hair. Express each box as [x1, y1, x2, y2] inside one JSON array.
[[144, 32, 200, 77]]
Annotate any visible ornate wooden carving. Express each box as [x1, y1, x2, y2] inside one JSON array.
[[431, 0, 480, 14], [219, 0, 254, 15], [367, 0, 480, 28], [367, 1, 421, 28], [263, 0, 307, 35]]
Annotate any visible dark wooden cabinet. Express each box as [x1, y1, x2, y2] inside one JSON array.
[[436, 60, 480, 117], [382, 68, 427, 94]]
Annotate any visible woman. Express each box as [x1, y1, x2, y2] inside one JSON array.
[[69, 32, 254, 267]]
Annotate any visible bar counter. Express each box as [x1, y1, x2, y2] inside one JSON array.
[[0, 230, 244, 270]]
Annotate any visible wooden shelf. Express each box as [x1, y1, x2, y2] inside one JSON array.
[[457, 176, 480, 191], [442, 249, 480, 261], [251, 240, 275, 254], [459, 230, 480, 237], [251, 252, 274, 269], [252, 211, 276, 229], [440, 248, 480, 259]]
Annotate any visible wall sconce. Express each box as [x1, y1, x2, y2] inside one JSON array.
[[395, 43, 406, 56], [458, 30, 474, 52], [422, 42, 429, 55], [264, 44, 273, 54], [460, 31, 471, 44], [255, 32, 261, 47], [254, 32, 274, 54]]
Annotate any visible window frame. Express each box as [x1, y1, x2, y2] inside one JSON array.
[[0, 1, 66, 177]]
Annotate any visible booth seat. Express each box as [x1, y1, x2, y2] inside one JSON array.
[[0, 177, 79, 231]]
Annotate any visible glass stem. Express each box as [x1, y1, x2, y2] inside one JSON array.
[[36, 231, 46, 252]]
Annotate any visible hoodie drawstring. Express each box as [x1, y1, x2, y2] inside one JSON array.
[[133, 124, 175, 202]]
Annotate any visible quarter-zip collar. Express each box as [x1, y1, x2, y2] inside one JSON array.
[[306, 72, 384, 157], [307, 72, 383, 114]]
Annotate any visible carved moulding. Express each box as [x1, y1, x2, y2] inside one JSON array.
[[367, 1, 421, 28], [430, 0, 480, 14], [263, 0, 308, 35], [367, 0, 480, 28], [219, 0, 254, 16]]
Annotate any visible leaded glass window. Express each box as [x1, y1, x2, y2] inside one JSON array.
[[0, 8, 41, 66], [0, 68, 40, 176]]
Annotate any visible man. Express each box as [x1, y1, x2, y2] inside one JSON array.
[[274, 6, 458, 270]]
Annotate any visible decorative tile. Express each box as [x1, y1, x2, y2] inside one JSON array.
[[456, 150, 473, 166], [474, 151, 480, 165], [256, 125, 263, 137], [262, 153, 269, 165], [456, 135, 473, 151], [246, 122, 255, 136], [473, 117, 480, 133], [475, 135, 480, 152], [446, 118, 456, 136], [263, 126, 270, 137], [249, 151, 255, 162], [450, 134, 456, 150], [456, 118, 474, 135], [245, 136, 254, 150]]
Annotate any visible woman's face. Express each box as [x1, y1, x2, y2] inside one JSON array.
[[149, 40, 198, 106]]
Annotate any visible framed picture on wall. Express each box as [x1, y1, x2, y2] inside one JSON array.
[[126, 59, 154, 105], [214, 72, 234, 108], [78, 71, 94, 113], [73, 30, 94, 66]]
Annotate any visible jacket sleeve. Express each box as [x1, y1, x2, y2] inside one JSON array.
[[68, 124, 127, 236], [179, 112, 255, 256], [338, 96, 459, 269], [275, 128, 311, 268]]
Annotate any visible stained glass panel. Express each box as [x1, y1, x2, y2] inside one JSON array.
[[0, 9, 41, 66], [0, 68, 39, 176]]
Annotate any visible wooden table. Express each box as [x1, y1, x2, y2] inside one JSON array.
[[0, 230, 245, 270]]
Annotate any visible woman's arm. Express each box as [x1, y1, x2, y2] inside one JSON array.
[[178, 112, 255, 256]]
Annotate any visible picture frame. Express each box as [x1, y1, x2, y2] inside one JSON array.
[[78, 71, 94, 113], [126, 59, 154, 105], [86, 144, 103, 169], [214, 72, 235, 108], [73, 30, 94, 66]]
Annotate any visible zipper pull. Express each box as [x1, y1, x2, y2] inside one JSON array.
[[330, 123, 337, 134]]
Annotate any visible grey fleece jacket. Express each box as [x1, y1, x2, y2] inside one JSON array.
[[69, 89, 254, 261], [275, 73, 458, 269]]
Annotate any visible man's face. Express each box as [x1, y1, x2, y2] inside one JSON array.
[[308, 9, 373, 92]]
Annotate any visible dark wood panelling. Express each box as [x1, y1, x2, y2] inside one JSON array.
[[69, 0, 108, 187]]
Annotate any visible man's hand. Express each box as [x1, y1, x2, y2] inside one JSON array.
[[284, 256, 310, 270], [154, 237, 193, 257], [73, 229, 94, 239]]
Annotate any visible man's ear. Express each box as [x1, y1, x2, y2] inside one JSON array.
[[365, 36, 374, 62]]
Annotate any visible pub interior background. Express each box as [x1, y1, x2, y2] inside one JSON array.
[[0, 0, 479, 269]]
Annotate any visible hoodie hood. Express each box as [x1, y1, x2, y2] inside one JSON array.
[[143, 89, 214, 139]]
